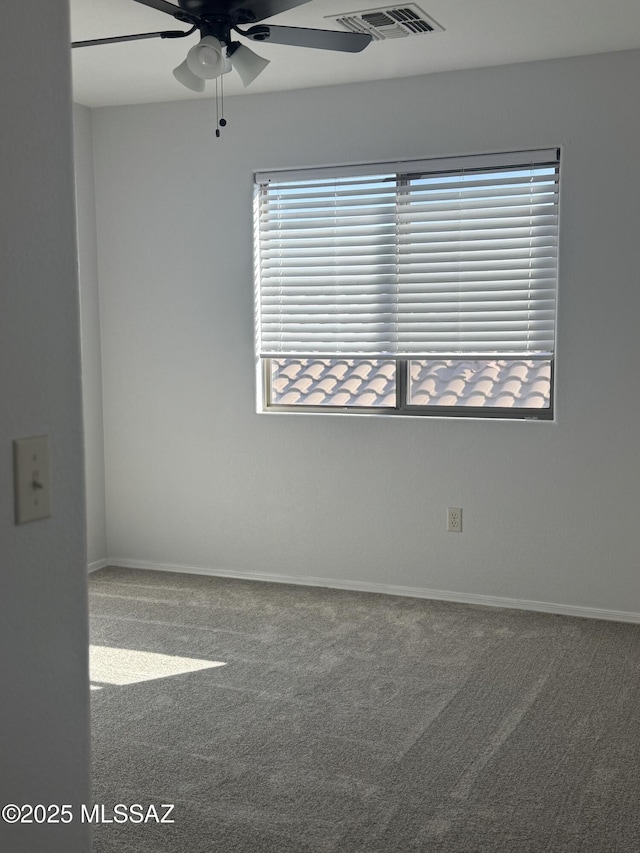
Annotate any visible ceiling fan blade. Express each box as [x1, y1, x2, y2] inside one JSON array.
[[240, 0, 313, 22], [72, 29, 193, 48], [245, 25, 372, 53], [130, 0, 188, 19]]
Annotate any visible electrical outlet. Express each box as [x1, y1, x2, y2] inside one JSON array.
[[447, 507, 462, 532]]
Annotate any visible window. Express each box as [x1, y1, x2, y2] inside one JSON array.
[[254, 149, 559, 418]]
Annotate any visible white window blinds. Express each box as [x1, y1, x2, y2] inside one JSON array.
[[255, 149, 559, 360]]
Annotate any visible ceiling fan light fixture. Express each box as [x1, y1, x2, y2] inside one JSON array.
[[229, 43, 270, 88], [172, 58, 206, 92], [186, 35, 228, 80]]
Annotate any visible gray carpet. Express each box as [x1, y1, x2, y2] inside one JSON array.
[[89, 566, 640, 852]]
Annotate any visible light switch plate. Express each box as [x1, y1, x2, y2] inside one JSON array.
[[13, 435, 51, 524]]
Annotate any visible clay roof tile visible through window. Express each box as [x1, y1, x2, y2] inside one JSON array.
[[270, 357, 551, 410]]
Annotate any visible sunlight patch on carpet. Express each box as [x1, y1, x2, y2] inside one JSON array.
[[90, 645, 226, 687]]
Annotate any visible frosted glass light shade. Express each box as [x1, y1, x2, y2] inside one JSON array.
[[186, 36, 226, 80], [230, 44, 270, 87], [173, 59, 206, 92]]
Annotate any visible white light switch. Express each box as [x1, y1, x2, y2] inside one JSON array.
[[13, 435, 51, 524]]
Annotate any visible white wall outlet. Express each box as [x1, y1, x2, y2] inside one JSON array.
[[447, 507, 462, 532], [13, 435, 52, 524]]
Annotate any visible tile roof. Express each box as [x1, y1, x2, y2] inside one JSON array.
[[270, 358, 551, 410], [410, 360, 551, 409]]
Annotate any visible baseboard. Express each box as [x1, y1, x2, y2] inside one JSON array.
[[105, 558, 640, 625], [88, 559, 109, 574]]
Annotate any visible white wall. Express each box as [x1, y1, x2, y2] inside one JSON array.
[[74, 104, 107, 569], [0, 2, 90, 851], [91, 48, 640, 618]]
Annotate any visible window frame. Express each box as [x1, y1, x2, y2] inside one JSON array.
[[255, 149, 560, 421], [261, 357, 555, 420]]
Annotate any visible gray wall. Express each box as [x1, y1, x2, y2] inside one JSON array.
[[74, 104, 108, 569], [0, 1, 90, 851], [90, 48, 640, 618]]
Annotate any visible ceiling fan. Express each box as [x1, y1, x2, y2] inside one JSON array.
[[72, 0, 373, 94]]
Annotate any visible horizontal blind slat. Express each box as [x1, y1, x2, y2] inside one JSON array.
[[255, 153, 559, 359]]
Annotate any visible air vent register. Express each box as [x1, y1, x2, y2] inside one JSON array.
[[326, 5, 444, 41]]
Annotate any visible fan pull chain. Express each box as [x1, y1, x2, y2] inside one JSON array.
[[220, 73, 227, 129], [214, 75, 227, 139], [215, 78, 220, 137]]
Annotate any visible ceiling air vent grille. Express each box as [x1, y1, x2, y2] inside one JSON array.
[[326, 5, 444, 41]]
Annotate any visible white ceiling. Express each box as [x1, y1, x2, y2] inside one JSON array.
[[70, 0, 640, 107]]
